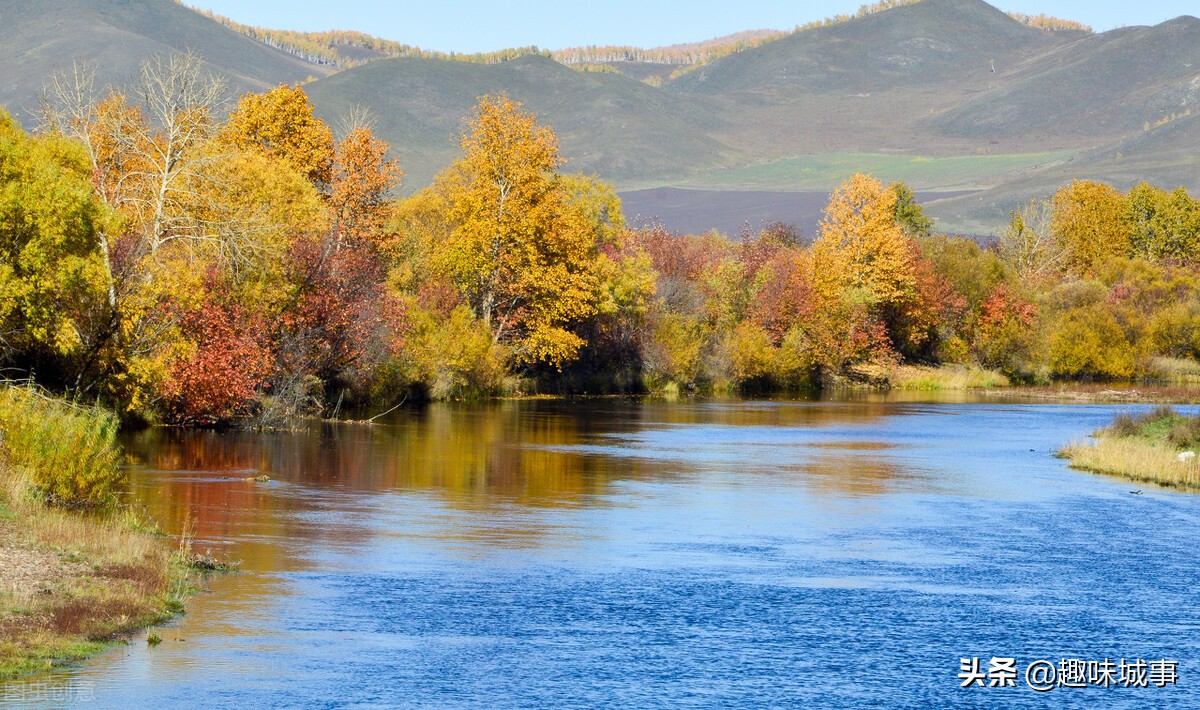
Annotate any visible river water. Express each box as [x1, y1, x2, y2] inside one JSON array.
[[4, 396, 1200, 707]]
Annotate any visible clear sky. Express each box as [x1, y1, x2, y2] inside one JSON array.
[[185, 1, 1200, 54]]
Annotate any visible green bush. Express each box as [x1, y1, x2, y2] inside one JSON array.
[[0, 386, 124, 508]]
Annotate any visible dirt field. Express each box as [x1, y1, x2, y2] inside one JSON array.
[[618, 187, 979, 240]]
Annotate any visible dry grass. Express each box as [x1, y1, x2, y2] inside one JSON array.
[[1150, 357, 1200, 384], [890, 364, 1010, 391], [1061, 437, 1200, 491], [0, 465, 193, 679]]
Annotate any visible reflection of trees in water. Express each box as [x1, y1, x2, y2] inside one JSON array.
[[119, 399, 911, 553], [801, 445, 916, 497]]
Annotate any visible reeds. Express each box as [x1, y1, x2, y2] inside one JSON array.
[[1062, 406, 1200, 491], [0, 385, 124, 509], [890, 364, 1010, 391]]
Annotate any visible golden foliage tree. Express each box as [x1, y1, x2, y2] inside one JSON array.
[[220, 84, 334, 189], [1051, 179, 1131, 275], [1125, 183, 1200, 264], [434, 94, 614, 367], [0, 109, 112, 364], [813, 173, 916, 307], [329, 126, 402, 248]]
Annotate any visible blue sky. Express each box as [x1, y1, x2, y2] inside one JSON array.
[[186, 1, 1200, 54]]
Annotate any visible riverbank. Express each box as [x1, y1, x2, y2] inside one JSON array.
[[0, 462, 197, 679], [1060, 407, 1200, 491], [0, 386, 210, 679], [986, 385, 1200, 404]]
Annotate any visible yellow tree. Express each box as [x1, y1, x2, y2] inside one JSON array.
[[179, 144, 326, 287], [812, 173, 916, 306], [1051, 179, 1131, 275], [435, 94, 611, 367], [1125, 183, 1200, 264], [0, 109, 113, 367], [219, 84, 334, 189]]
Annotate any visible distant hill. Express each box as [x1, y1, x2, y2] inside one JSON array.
[[304, 54, 731, 189], [1, 0, 1199, 235], [0, 0, 329, 126], [669, 0, 1068, 96], [927, 16, 1200, 141]]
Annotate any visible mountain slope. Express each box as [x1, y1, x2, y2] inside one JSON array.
[[305, 55, 732, 189], [668, 0, 1071, 96], [0, 0, 330, 124], [927, 16, 1200, 140]]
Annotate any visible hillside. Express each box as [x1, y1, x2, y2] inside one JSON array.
[[927, 16, 1200, 141], [304, 54, 731, 189], [0, 0, 329, 125], [2, 0, 1199, 235], [669, 0, 1066, 96]]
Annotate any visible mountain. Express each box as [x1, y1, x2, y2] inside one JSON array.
[[0, 0, 330, 125], [670, 0, 1067, 96], [1, 0, 1198, 235], [926, 16, 1200, 141], [304, 54, 731, 189]]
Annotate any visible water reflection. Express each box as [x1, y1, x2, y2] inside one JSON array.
[[7, 398, 1200, 708], [125, 399, 916, 509], [115, 398, 934, 564]]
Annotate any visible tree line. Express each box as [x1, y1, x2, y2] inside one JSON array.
[[4, 54, 1199, 426]]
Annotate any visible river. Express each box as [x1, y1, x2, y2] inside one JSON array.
[[4, 396, 1199, 707]]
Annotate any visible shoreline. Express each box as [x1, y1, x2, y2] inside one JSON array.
[[1059, 408, 1200, 492], [0, 466, 201, 680], [1060, 438, 1200, 492]]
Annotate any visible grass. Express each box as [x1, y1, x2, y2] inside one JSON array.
[[0, 385, 222, 679], [1060, 406, 1200, 491], [1149, 357, 1200, 384], [684, 150, 1079, 191], [889, 364, 1010, 391], [0, 462, 201, 679], [0, 386, 124, 509]]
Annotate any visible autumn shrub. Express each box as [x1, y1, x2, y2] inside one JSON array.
[[0, 385, 123, 508], [727, 323, 775, 388], [722, 323, 818, 392], [796, 294, 895, 380], [920, 235, 1007, 312], [1047, 305, 1137, 380], [1098, 406, 1200, 450], [1147, 301, 1200, 359], [641, 310, 705, 391], [1167, 418, 1200, 450], [405, 305, 509, 400], [162, 296, 273, 426], [774, 328, 818, 389], [972, 284, 1037, 377]]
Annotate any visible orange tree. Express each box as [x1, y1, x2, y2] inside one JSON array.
[[810, 174, 961, 365]]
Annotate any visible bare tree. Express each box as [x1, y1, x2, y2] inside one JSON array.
[[39, 62, 131, 314], [132, 51, 228, 255], [998, 197, 1066, 279], [335, 103, 377, 139]]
